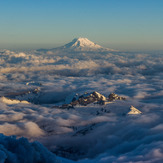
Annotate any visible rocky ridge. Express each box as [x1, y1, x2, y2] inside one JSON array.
[[61, 91, 126, 108]]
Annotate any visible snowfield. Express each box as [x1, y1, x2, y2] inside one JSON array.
[[0, 38, 163, 162]]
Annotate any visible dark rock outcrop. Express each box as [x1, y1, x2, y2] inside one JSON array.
[[108, 93, 126, 101]]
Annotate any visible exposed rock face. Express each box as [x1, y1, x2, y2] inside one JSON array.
[[61, 92, 126, 109], [71, 91, 106, 106], [108, 93, 126, 101], [128, 105, 142, 115]]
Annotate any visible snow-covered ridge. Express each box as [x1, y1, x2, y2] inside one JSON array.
[[0, 134, 58, 163], [62, 91, 125, 107], [128, 105, 142, 115], [6, 88, 42, 104]]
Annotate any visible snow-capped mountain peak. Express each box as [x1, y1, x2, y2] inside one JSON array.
[[37, 37, 117, 52], [64, 37, 102, 49], [128, 106, 142, 115], [60, 37, 116, 51]]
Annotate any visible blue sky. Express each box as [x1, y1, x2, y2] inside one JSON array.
[[0, 0, 163, 51]]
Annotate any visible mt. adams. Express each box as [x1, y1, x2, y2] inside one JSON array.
[[61, 37, 115, 51], [38, 37, 116, 52]]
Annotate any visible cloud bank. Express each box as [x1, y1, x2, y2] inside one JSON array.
[[0, 49, 162, 162]]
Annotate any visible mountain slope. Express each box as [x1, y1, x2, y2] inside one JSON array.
[[61, 37, 107, 51], [38, 37, 116, 52]]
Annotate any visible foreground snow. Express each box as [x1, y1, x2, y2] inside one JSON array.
[[0, 134, 58, 163]]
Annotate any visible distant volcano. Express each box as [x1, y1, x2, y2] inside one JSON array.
[[38, 37, 116, 52], [62, 37, 106, 50]]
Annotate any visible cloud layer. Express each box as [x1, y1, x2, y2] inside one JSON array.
[[0, 49, 162, 162]]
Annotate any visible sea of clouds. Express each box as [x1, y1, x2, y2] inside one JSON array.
[[0, 49, 162, 162]]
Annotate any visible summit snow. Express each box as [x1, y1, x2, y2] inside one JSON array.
[[38, 37, 116, 52], [62, 37, 104, 50]]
